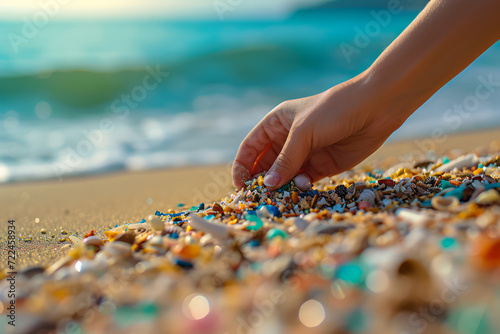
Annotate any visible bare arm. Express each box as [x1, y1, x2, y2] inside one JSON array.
[[232, 0, 500, 190]]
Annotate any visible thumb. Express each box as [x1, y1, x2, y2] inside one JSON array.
[[263, 129, 310, 190]]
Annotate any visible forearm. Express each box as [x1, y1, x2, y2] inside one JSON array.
[[363, 0, 500, 124]]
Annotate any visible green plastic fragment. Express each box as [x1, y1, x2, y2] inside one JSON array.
[[443, 157, 450, 164], [189, 205, 197, 211]]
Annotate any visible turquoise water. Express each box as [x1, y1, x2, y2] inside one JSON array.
[[0, 11, 499, 182]]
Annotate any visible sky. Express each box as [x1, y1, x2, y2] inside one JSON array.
[[0, 0, 328, 20]]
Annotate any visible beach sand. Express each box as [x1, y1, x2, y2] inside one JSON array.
[[2, 128, 499, 270]]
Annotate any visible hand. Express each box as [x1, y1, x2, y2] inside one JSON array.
[[232, 73, 406, 191]]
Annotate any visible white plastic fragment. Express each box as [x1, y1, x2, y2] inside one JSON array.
[[396, 208, 432, 226], [435, 154, 478, 173]]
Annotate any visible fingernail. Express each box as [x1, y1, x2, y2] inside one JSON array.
[[293, 174, 311, 191], [264, 171, 281, 188]]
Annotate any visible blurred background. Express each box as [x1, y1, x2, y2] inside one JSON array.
[[0, 0, 499, 183]]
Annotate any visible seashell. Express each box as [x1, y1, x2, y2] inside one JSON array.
[[435, 153, 478, 173], [114, 231, 136, 245], [102, 241, 132, 259], [357, 190, 375, 205], [83, 235, 104, 248], [474, 189, 500, 205], [431, 196, 459, 212], [189, 214, 231, 241], [148, 214, 165, 231], [303, 212, 318, 222]]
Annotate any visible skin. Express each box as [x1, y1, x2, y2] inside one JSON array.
[[232, 0, 500, 191]]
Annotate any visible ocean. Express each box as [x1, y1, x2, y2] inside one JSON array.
[[1, 10, 499, 182]]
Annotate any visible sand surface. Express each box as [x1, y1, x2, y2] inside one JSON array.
[[1, 128, 499, 270]]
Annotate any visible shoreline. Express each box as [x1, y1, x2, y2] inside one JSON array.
[[1, 127, 499, 269]]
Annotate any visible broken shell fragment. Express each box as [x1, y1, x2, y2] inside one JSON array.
[[475, 189, 500, 205], [435, 153, 478, 173], [148, 214, 165, 231], [431, 196, 459, 212]]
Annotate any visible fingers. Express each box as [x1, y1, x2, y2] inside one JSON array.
[[232, 119, 277, 189], [293, 174, 312, 191], [263, 127, 310, 190], [232, 108, 292, 189]]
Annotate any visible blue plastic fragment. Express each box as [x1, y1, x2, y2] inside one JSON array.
[[169, 233, 179, 239], [138, 219, 146, 224], [204, 215, 215, 220], [154, 211, 163, 216], [174, 258, 193, 269], [256, 205, 282, 218], [197, 203, 205, 211], [247, 240, 260, 247]]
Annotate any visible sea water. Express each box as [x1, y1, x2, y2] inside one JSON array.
[[0, 11, 499, 182]]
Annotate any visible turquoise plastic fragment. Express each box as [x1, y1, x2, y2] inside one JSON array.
[[440, 180, 454, 189], [266, 228, 288, 239], [189, 205, 197, 211], [246, 214, 263, 230], [204, 215, 215, 220], [114, 302, 159, 327], [444, 188, 464, 201], [485, 183, 500, 190], [420, 199, 432, 207], [337, 263, 363, 285], [443, 157, 450, 164], [441, 237, 457, 249]]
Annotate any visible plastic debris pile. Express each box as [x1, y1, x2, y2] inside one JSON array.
[[2, 150, 500, 334]]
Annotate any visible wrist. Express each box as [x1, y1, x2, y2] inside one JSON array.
[[359, 66, 424, 128]]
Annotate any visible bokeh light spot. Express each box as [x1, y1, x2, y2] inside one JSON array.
[[366, 270, 389, 293], [183, 294, 210, 320], [35, 101, 52, 119], [299, 299, 325, 328]]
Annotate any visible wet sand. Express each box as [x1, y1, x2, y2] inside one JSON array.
[[1, 128, 499, 270]]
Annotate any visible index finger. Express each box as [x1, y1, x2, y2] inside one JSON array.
[[232, 121, 273, 188]]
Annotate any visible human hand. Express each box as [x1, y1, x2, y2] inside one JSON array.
[[232, 73, 406, 191]]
